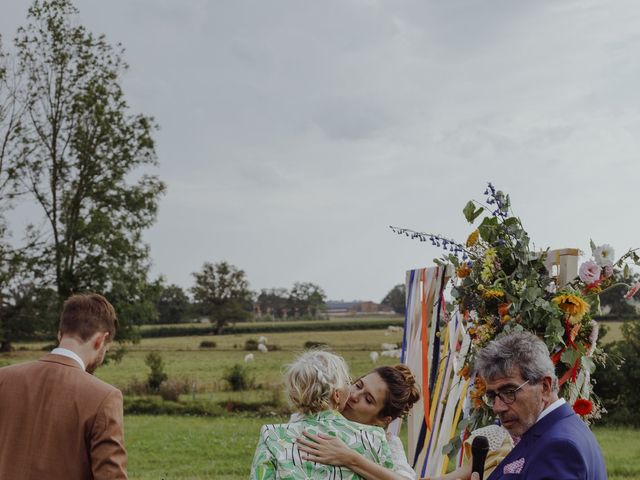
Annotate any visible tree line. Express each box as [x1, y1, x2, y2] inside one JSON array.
[[0, 1, 341, 349]]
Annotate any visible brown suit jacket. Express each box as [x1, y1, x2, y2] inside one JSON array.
[[0, 353, 128, 479]]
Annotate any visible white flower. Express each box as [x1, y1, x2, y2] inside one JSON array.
[[593, 244, 615, 267], [579, 260, 601, 285]]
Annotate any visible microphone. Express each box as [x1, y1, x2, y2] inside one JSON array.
[[471, 435, 489, 480]]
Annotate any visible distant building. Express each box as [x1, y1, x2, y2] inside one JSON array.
[[325, 300, 394, 316]]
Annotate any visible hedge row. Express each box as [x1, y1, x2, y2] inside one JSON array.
[[123, 396, 288, 417], [139, 318, 405, 338]]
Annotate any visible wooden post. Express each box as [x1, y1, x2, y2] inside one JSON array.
[[545, 248, 580, 287]]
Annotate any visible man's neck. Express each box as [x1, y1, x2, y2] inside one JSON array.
[[57, 338, 91, 370]]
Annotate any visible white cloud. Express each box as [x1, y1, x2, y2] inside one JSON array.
[[1, 0, 639, 299]]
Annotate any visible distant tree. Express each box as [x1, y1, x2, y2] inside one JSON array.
[[599, 272, 639, 317], [9, 0, 165, 335], [288, 282, 326, 319], [381, 284, 406, 315], [593, 318, 640, 426], [256, 288, 289, 319], [156, 284, 190, 324], [191, 261, 252, 334]]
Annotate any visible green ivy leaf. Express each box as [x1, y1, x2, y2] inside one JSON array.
[[463, 201, 484, 224]]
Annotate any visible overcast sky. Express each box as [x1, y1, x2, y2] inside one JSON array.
[[2, 0, 639, 301]]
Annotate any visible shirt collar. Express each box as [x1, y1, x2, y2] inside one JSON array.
[[537, 397, 565, 423], [51, 347, 85, 370]]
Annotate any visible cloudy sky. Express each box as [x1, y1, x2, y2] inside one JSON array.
[[2, 0, 639, 301]]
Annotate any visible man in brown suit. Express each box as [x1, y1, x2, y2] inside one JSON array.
[[0, 293, 128, 479]]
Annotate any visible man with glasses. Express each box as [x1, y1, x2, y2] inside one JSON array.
[[474, 331, 606, 480]]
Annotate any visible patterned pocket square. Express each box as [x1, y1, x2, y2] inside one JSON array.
[[503, 457, 525, 474]]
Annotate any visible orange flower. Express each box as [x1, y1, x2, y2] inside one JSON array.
[[470, 377, 486, 408], [573, 398, 593, 416], [458, 365, 470, 379], [466, 229, 480, 247], [552, 293, 589, 323], [457, 264, 471, 278], [498, 302, 511, 317]]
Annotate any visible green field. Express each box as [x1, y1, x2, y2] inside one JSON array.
[[122, 415, 640, 480], [5, 322, 639, 479]]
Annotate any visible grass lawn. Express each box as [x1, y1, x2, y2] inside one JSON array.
[[124, 415, 640, 480]]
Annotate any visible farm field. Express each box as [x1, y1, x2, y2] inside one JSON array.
[[5, 320, 638, 479]]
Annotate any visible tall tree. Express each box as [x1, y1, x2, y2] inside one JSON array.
[[0, 34, 42, 351], [288, 282, 326, 319], [10, 0, 165, 332], [191, 261, 252, 334], [256, 288, 289, 319], [156, 284, 190, 324], [381, 284, 406, 315]]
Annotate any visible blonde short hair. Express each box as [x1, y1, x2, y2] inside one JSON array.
[[284, 350, 351, 415]]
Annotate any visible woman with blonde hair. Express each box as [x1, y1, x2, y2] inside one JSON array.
[[296, 364, 421, 480], [250, 350, 396, 479]]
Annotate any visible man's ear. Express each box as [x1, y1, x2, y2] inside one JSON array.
[[92, 331, 109, 350], [541, 376, 553, 399]]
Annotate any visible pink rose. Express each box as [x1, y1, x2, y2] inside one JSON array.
[[579, 260, 601, 285], [624, 282, 640, 300], [603, 264, 614, 278]]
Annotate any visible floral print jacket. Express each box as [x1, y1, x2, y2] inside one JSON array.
[[250, 410, 395, 479]]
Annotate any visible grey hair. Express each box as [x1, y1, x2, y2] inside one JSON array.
[[284, 350, 351, 414], [474, 331, 559, 392]]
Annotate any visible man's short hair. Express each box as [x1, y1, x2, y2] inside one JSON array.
[[475, 331, 559, 392], [58, 293, 118, 342]]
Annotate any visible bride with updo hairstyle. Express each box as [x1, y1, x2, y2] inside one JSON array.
[[250, 350, 396, 480], [297, 364, 422, 480]]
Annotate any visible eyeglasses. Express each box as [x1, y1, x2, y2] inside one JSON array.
[[482, 380, 530, 407]]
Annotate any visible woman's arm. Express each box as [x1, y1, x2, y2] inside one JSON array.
[[297, 431, 412, 480]]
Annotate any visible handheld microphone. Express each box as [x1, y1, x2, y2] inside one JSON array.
[[471, 435, 489, 480]]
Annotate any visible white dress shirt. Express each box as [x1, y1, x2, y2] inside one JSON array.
[[51, 347, 85, 371]]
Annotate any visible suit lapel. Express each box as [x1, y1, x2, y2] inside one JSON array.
[[487, 402, 574, 479]]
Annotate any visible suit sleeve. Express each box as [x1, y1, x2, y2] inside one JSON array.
[[91, 389, 128, 479], [527, 438, 587, 480], [250, 427, 277, 480]]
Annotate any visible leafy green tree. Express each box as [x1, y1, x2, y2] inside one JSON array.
[[191, 261, 252, 334], [9, 0, 165, 335], [256, 288, 289, 319], [598, 272, 639, 317], [381, 284, 406, 315], [288, 282, 326, 319], [156, 284, 190, 324], [593, 318, 640, 426]]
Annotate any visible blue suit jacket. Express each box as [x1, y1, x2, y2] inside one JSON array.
[[487, 402, 607, 479]]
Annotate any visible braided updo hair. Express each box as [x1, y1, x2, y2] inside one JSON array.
[[374, 364, 420, 420], [285, 350, 351, 415]]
